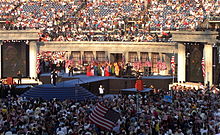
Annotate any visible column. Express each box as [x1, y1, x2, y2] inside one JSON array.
[[137, 52, 141, 62], [0, 41, 2, 78], [105, 51, 108, 61], [93, 51, 96, 61], [148, 52, 152, 61], [125, 52, 129, 63], [81, 51, 84, 64], [178, 43, 186, 83], [204, 44, 213, 85], [108, 52, 111, 63], [29, 41, 37, 78]]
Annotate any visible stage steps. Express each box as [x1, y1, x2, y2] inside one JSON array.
[[21, 84, 97, 101]]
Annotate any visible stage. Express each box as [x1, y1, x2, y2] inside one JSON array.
[[20, 73, 175, 100], [40, 73, 174, 94]]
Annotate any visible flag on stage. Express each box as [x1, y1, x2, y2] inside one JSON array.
[[171, 56, 175, 74], [89, 103, 120, 131], [202, 57, 206, 78], [36, 53, 41, 74]]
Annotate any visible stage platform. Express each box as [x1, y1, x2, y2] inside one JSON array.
[[40, 73, 174, 94], [20, 73, 175, 100]]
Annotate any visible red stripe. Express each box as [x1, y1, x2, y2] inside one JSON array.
[[89, 115, 112, 130], [89, 113, 113, 130], [93, 108, 115, 125], [88, 103, 116, 130], [202, 57, 205, 77], [97, 103, 108, 111]]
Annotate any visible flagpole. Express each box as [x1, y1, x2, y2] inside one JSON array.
[[171, 51, 175, 97], [172, 51, 175, 84]]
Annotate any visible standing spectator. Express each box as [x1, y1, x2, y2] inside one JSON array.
[[17, 70, 22, 85]]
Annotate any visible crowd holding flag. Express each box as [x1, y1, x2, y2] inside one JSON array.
[[89, 103, 120, 131], [202, 57, 206, 78]]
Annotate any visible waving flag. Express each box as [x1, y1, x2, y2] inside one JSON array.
[[171, 56, 175, 74], [89, 103, 120, 131], [36, 53, 41, 74], [202, 57, 206, 78]]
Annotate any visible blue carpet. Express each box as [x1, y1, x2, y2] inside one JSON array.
[[121, 88, 152, 93]]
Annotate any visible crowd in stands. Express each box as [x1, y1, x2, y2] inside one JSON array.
[[0, 85, 220, 134], [0, 0, 219, 42]]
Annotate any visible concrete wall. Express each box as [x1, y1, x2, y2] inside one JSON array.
[[40, 41, 178, 54], [0, 30, 40, 40], [172, 31, 218, 44]]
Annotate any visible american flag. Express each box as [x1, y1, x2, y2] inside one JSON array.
[[89, 103, 120, 131], [202, 57, 206, 78], [171, 56, 175, 75], [36, 53, 41, 74]]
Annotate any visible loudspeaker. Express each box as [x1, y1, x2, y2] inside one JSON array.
[[7, 77, 13, 85]]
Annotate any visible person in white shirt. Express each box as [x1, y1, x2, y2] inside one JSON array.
[[99, 85, 104, 96]]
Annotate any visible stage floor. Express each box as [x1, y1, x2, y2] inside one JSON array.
[[19, 74, 175, 100], [40, 73, 174, 87]]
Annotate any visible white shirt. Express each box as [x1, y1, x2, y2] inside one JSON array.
[[99, 87, 104, 94]]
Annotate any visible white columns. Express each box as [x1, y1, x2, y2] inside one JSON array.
[[137, 52, 141, 61], [125, 52, 129, 63], [204, 44, 213, 85], [81, 51, 84, 63], [93, 51, 96, 60], [29, 41, 37, 78], [178, 43, 186, 82]]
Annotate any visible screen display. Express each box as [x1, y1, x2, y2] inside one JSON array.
[[2, 42, 28, 78]]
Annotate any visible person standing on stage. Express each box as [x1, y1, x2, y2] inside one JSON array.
[[105, 64, 110, 76], [51, 69, 58, 86], [135, 76, 144, 91], [101, 65, 105, 76], [99, 85, 104, 96], [68, 65, 74, 76], [114, 63, 120, 77], [86, 65, 92, 76], [17, 70, 22, 85]]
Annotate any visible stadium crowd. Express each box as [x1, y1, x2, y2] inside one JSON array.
[[0, 85, 220, 135], [0, 0, 219, 41]]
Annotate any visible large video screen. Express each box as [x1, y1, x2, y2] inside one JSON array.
[[2, 42, 28, 78]]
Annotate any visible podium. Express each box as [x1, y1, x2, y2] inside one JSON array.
[[6, 77, 14, 85]]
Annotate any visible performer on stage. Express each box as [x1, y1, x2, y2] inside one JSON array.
[[114, 63, 120, 77], [101, 65, 105, 76], [111, 64, 115, 76], [105, 65, 110, 76], [86, 65, 92, 76], [68, 65, 74, 76], [135, 76, 144, 91], [17, 70, 22, 85], [90, 65, 94, 76], [51, 69, 58, 86], [94, 64, 98, 76]]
